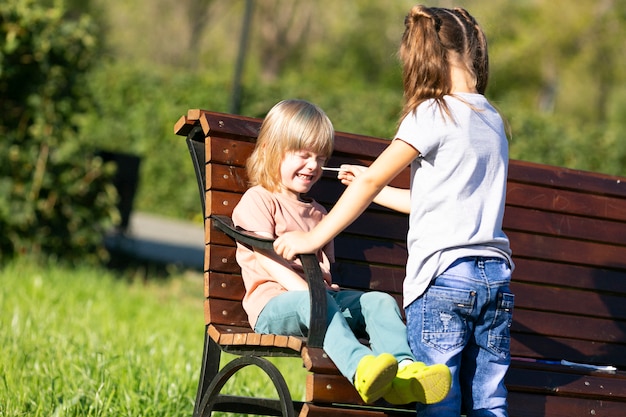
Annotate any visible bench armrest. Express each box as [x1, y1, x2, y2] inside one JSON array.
[[211, 215, 327, 348]]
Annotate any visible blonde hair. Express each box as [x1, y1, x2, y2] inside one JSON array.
[[246, 99, 334, 192], [399, 5, 489, 121]]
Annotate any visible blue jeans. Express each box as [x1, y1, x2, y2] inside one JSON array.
[[406, 257, 514, 417], [255, 289, 415, 381]]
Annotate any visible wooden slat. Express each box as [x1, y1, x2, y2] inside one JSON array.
[[508, 159, 626, 199], [334, 235, 407, 266], [506, 364, 626, 400], [504, 205, 626, 246], [511, 258, 626, 293], [205, 135, 255, 166], [287, 336, 305, 351], [207, 323, 305, 353], [206, 163, 248, 193], [301, 403, 414, 417], [508, 391, 626, 417], [507, 182, 626, 222], [310, 177, 408, 212], [306, 373, 362, 404], [205, 244, 238, 274], [507, 231, 626, 269], [205, 219, 236, 246], [332, 131, 390, 160], [512, 309, 626, 344], [338, 211, 409, 243], [331, 262, 405, 295], [205, 190, 242, 216], [204, 298, 249, 327], [511, 281, 626, 320], [208, 324, 252, 341], [315, 158, 410, 191], [205, 271, 245, 300], [199, 111, 261, 140], [260, 333, 276, 346], [186, 108, 207, 122], [511, 334, 626, 365], [301, 347, 337, 374]]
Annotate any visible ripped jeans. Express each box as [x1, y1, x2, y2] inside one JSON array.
[[406, 257, 514, 417]]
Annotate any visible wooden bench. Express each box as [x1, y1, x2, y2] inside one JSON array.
[[174, 109, 626, 417]]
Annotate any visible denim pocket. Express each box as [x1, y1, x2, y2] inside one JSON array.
[[487, 291, 514, 357], [422, 286, 476, 352]]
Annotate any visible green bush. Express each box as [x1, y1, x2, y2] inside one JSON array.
[[0, 0, 118, 264]]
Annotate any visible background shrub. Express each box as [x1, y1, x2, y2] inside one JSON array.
[[0, 0, 118, 264]]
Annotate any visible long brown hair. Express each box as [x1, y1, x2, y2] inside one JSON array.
[[399, 5, 489, 121]]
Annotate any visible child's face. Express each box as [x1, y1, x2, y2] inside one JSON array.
[[279, 149, 327, 200]]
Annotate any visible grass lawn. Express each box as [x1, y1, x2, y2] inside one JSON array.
[[0, 259, 306, 416]]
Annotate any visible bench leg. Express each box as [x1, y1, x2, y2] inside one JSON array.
[[193, 329, 221, 417], [195, 354, 297, 417]]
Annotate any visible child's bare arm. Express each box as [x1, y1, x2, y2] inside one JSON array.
[[253, 248, 310, 291]]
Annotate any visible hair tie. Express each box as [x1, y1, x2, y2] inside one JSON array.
[[408, 7, 442, 32]]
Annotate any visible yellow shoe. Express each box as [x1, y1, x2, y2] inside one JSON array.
[[354, 353, 398, 404], [383, 362, 451, 405]]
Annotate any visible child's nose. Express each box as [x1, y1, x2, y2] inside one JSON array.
[[307, 158, 320, 169]]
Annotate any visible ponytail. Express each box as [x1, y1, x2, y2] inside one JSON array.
[[398, 5, 490, 120]]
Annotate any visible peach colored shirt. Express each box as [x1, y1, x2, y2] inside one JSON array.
[[232, 186, 334, 328]]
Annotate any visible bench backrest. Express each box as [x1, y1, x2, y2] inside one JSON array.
[[175, 109, 626, 369], [505, 161, 626, 368]]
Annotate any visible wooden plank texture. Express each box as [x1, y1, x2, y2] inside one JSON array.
[[508, 391, 626, 417]]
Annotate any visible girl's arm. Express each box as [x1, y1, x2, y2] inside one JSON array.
[[338, 165, 411, 213], [274, 139, 419, 260]]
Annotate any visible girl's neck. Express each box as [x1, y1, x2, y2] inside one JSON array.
[[449, 62, 478, 94]]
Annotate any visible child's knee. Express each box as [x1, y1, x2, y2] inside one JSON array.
[[364, 291, 399, 310]]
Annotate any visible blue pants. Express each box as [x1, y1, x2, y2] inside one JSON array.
[[255, 289, 415, 381], [406, 257, 514, 417]]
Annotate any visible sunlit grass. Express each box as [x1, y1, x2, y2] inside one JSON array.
[[0, 259, 305, 416]]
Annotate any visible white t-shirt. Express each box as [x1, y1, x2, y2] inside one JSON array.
[[395, 93, 513, 307]]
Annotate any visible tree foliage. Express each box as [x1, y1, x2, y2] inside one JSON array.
[[0, 0, 118, 264], [3, 0, 626, 239], [73, 0, 626, 222]]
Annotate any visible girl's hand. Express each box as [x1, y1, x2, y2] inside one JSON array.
[[274, 230, 317, 261], [337, 164, 367, 187]]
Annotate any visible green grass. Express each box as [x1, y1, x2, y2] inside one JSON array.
[[0, 259, 306, 417]]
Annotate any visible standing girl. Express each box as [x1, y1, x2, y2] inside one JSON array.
[[274, 6, 514, 417], [232, 99, 451, 406]]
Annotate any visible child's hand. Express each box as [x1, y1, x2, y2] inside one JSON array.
[[337, 164, 367, 187]]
